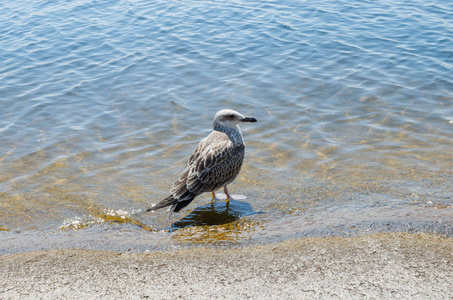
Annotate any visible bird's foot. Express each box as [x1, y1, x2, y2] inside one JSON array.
[[223, 185, 230, 199], [210, 192, 216, 204]]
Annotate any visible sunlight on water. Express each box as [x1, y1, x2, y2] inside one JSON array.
[[60, 209, 154, 231], [171, 218, 265, 245]]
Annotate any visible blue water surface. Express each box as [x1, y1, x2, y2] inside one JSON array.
[[0, 0, 452, 253]]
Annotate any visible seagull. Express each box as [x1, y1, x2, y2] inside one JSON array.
[[147, 109, 257, 217]]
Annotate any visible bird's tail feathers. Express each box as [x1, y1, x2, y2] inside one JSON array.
[[147, 192, 196, 221], [146, 195, 177, 212], [172, 197, 194, 213]]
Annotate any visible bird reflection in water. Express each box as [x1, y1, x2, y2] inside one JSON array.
[[170, 195, 257, 229]]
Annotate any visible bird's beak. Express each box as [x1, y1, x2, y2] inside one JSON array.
[[240, 116, 257, 122]]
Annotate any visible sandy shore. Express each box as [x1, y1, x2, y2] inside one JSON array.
[[1, 233, 452, 299]]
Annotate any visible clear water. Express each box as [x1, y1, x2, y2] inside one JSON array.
[[1, 0, 452, 254]]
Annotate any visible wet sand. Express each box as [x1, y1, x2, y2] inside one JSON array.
[[1, 233, 452, 299]]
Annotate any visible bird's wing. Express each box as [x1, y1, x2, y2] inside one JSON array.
[[170, 132, 235, 197], [186, 139, 235, 192]]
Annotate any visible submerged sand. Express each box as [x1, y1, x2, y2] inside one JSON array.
[[1, 233, 452, 299]]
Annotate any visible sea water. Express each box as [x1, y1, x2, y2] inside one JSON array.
[[0, 0, 452, 254]]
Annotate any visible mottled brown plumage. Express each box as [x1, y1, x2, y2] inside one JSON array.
[[147, 109, 256, 216]]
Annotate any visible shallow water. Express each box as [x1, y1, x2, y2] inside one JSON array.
[[1, 0, 452, 254]]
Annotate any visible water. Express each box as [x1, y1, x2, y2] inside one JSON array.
[[1, 0, 452, 254]]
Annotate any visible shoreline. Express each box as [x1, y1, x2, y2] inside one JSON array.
[[1, 232, 452, 299]]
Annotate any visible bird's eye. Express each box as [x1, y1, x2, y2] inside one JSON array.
[[228, 114, 234, 119]]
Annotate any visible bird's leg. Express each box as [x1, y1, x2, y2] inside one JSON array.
[[223, 185, 230, 205], [210, 191, 216, 203]]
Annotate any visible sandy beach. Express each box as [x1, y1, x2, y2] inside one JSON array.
[[1, 232, 452, 299]]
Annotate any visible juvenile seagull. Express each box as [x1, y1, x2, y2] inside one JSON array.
[[147, 109, 257, 216]]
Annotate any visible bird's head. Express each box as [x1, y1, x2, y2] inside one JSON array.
[[213, 109, 257, 128]]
